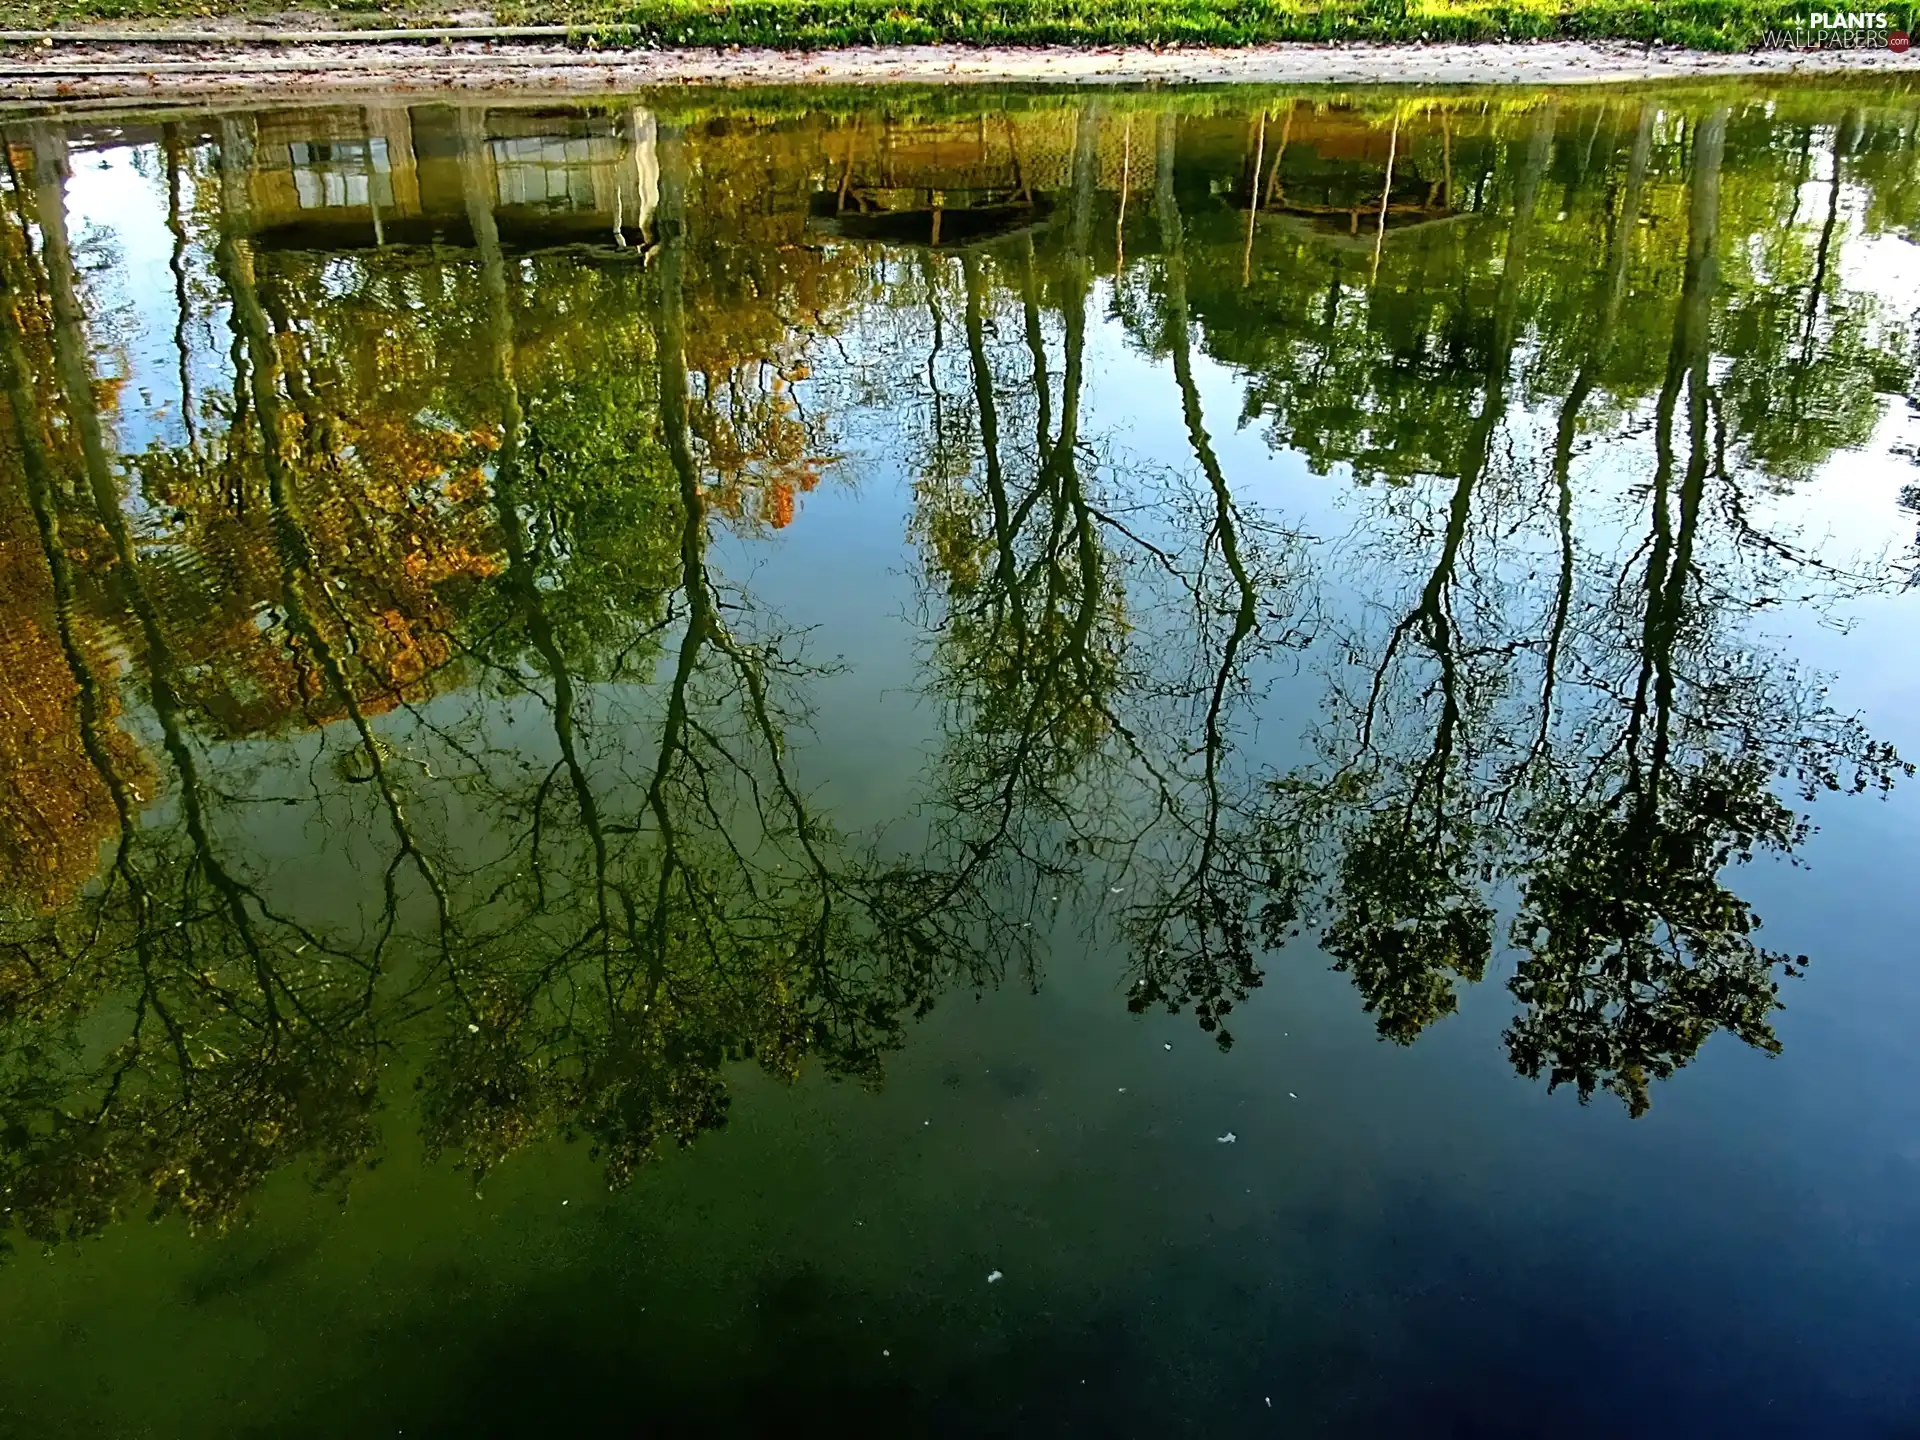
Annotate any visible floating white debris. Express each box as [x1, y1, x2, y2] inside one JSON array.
[[1288, 1092, 1298, 1099], [987, 1270, 1004, 1284], [1217, 1132, 1237, 1144], [1117, 1087, 1127, 1093], [1163, 1043, 1172, 1051], [883, 1349, 890, 1357]]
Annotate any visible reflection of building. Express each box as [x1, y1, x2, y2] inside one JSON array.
[[248, 106, 420, 243], [244, 105, 658, 253]]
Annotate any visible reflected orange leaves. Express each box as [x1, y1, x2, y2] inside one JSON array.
[[695, 368, 827, 532], [0, 500, 152, 914], [690, 348, 833, 533], [0, 109, 871, 915]]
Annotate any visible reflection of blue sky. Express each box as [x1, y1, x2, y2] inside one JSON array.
[[64, 144, 207, 459]]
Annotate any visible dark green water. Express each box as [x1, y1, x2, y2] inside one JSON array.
[[2, 83, 1919, 1436]]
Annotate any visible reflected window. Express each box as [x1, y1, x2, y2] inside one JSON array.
[[488, 135, 612, 211], [288, 137, 394, 211]]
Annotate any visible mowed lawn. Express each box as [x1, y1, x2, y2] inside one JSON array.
[[8, 0, 1804, 52]]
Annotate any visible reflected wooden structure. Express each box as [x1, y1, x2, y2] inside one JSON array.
[[807, 114, 1072, 250], [1228, 105, 1467, 248], [806, 187, 1055, 250]]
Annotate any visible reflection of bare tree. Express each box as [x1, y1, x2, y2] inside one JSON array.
[[906, 145, 1125, 916], [1503, 107, 1909, 1114], [409, 116, 1010, 1186], [0, 131, 381, 1242], [1301, 109, 1554, 1044], [163, 121, 200, 460], [1243, 105, 1909, 1108], [1529, 106, 1652, 772], [1121, 112, 1310, 1050], [214, 117, 458, 984], [896, 109, 1318, 1051]]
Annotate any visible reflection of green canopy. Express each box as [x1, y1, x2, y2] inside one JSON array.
[[806, 187, 1054, 250]]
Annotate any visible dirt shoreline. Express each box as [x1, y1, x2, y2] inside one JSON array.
[[0, 37, 1911, 106]]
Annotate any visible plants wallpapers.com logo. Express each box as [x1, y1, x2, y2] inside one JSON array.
[[1761, 9, 1913, 47]]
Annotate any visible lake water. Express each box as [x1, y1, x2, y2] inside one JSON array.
[[2, 82, 1919, 1436]]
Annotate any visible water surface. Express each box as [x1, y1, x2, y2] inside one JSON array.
[[2, 83, 1920, 1436]]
